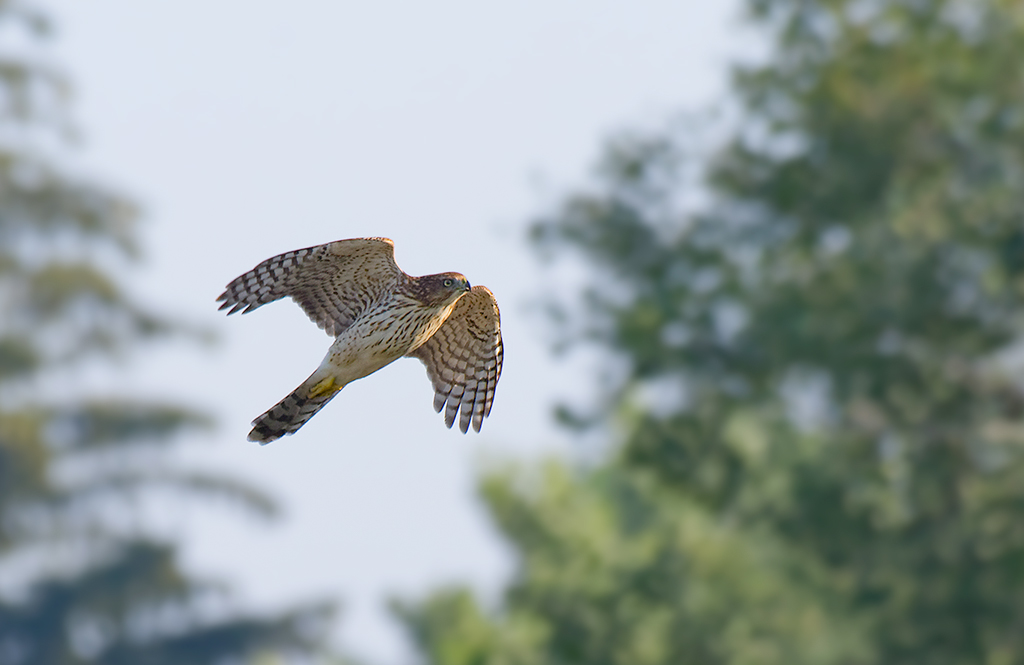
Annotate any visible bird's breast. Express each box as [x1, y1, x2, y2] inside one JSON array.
[[326, 300, 455, 383]]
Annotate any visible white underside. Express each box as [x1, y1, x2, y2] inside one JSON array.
[[312, 299, 457, 389]]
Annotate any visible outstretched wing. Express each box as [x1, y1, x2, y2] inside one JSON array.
[[217, 237, 405, 336], [410, 286, 503, 433]]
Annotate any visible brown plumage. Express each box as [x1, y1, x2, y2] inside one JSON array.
[[217, 237, 503, 443]]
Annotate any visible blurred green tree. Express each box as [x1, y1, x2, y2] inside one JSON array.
[[0, 4, 333, 663], [395, 460, 866, 665], [398, 0, 1024, 663]]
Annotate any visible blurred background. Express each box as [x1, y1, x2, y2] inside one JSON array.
[[3, 0, 1024, 663]]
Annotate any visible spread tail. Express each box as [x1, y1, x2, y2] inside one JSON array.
[[248, 373, 342, 444]]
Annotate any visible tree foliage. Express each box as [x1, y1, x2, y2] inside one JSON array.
[[400, 0, 1024, 663], [0, 4, 332, 663]]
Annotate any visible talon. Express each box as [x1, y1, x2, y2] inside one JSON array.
[[309, 376, 340, 398]]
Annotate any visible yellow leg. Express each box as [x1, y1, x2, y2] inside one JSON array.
[[309, 376, 341, 398]]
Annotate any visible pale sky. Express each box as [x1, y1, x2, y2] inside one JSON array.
[[45, 1, 743, 662]]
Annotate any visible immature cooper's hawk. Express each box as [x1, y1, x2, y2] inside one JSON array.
[[216, 237, 503, 443]]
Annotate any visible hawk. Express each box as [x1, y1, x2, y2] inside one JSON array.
[[216, 237, 503, 443]]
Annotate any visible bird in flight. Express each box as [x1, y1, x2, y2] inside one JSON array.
[[217, 237, 503, 443]]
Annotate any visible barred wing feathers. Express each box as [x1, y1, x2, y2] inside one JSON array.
[[411, 286, 503, 433], [216, 237, 404, 337]]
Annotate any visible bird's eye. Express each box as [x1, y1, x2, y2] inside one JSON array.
[[443, 278, 453, 287]]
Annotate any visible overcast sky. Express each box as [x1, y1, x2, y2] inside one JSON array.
[[45, 1, 744, 661]]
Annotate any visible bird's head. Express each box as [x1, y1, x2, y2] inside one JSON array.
[[414, 272, 472, 307]]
